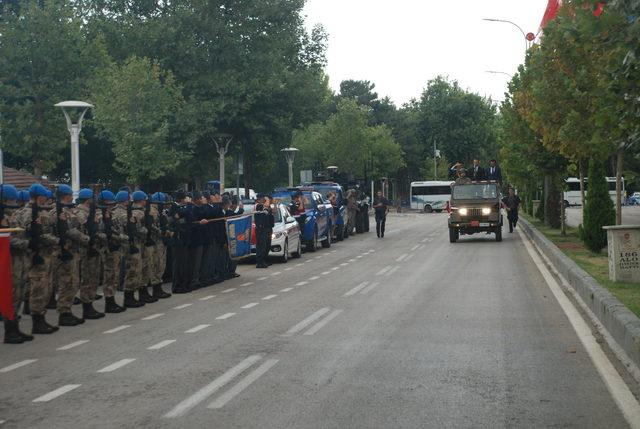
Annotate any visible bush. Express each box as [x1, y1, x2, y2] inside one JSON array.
[[582, 159, 615, 252]]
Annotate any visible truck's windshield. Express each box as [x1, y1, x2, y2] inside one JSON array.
[[452, 184, 498, 200]]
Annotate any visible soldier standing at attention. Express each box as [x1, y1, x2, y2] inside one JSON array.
[[138, 192, 158, 304], [254, 194, 274, 269], [149, 192, 171, 299], [98, 190, 128, 313], [345, 189, 358, 235], [2, 185, 34, 343], [187, 191, 207, 290], [112, 190, 143, 307], [129, 191, 150, 304], [372, 190, 391, 238], [170, 190, 193, 294]]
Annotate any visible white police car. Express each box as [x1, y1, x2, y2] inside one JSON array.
[[251, 203, 302, 262]]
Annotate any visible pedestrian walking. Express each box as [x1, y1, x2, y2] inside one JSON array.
[[254, 194, 274, 268], [372, 191, 391, 238], [502, 187, 521, 233]]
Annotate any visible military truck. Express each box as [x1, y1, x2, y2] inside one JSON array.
[[448, 181, 503, 243]]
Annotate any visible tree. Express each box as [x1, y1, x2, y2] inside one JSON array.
[[582, 159, 615, 252], [89, 56, 185, 185]]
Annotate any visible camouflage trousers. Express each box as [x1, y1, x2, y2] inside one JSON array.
[[11, 252, 30, 316], [150, 244, 167, 286], [124, 243, 143, 291], [28, 252, 55, 316], [141, 244, 154, 287], [102, 250, 122, 298], [80, 253, 101, 304], [53, 252, 80, 314], [347, 208, 357, 233]]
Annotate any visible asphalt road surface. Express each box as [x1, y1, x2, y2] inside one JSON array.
[[566, 205, 640, 228], [1, 213, 637, 428]]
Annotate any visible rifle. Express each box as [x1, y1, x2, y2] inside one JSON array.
[[28, 202, 45, 266], [100, 204, 120, 252], [87, 189, 99, 257], [144, 198, 155, 247], [55, 188, 73, 262], [126, 200, 139, 254]]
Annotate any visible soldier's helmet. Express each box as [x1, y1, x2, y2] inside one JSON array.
[[1, 184, 19, 201], [78, 188, 93, 201], [132, 190, 147, 202]]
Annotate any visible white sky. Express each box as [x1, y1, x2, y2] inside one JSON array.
[[303, 0, 549, 106]]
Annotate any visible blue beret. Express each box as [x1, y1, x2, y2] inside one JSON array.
[[115, 191, 129, 203], [29, 183, 49, 198], [132, 190, 147, 202], [45, 190, 53, 199], [57, 184, 73, 196], [150, 192, 164, 203], [78, 188, 93, 200], [98, 190, 116, 202], [18, 190, 30, 202], [0, 184, 19, 201]]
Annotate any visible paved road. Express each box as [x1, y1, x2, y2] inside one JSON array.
[[566, 206, 640, 228], [0, 213, 636, 428]]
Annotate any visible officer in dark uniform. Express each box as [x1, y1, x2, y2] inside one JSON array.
[[187, 191, 207, 290], [254, 194, 274, 269], [169, 190, 192, 294], [222, 196, 240, 278]]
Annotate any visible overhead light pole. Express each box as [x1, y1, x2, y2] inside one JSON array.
[[482, 18, 536, 53], [485, 70, 513, 78], [281, 147, 299, 187], [213, 133, 233, 193], [55, 101, 93, 198]]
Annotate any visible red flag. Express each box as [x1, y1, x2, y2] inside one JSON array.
[[0, 233, 15, 321], [540, 0, 562, 30], [593, 2, 605, 17]]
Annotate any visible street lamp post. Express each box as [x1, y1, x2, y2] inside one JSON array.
[[327, 165, 338, 180], [482, 18, 536, 53], [213, 133, 233, 193], [485, 70, 513, 78], [55, 101, 93, 198], [281, 147, 299, 188]]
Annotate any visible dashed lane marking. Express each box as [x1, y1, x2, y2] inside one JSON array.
[[330, 267, 340, 271], [348, 259, 356, 262], [241, 303, 259, 309], [271, 271, 282, 276], [295, 263, 304, 267], [296, 281, 308, 286], [240, 282, 254, 287], [340, 263, 349, 266], [417, 244, 426, 250], [207, 359, 279, 409], [216, 313, 236, 320], [148, 340, 176, 350], [356, 255, 363, 259], [258, 276, 269, 281], [262, 295, 277, 300], [304, 310, 343, 336], [199, 295, 216, 301], [321, 271, 331, 275], [405, 254, 415, 262], [375, 266, 391, 275], [142, 313, 165, 320], [309, 276, 320, 281], [164, 355, 263, 418], [386, 266, 400, 276], [410, 244, 420, 251], [280, 288, 293, 292], [343, 282, 369, 297], [284, 308, 330, 336], [33, 384, 81, 402], [103, 325, 131, 334], [284, 267, 293, 271], [97, 358, 136, 373], [57, 340, 89, 351], [185, 324, 210, 334], [0, 359, 37, 373], [174, 303, 193, 310], [361, 282, 380, 295], [221, 288, 236, 293], [396, 254, 408, 262]]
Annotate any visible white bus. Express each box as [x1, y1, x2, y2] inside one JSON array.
[[564, 177, 625, 207], [410, 181, 454, 213]]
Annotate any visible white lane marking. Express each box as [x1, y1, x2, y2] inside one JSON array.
[[369, 249, 376, 252], [330, 250, 337, 253], [519, 229, 640, 427], [314, 256, 323, 259], [304, 310, 343, 336], [222, 288, 236, 293], [386, 266, 400, 276], [199, 295, 216, 301], [173, 303, 193, 310], [207, 359, 279, 409], [343, 282, 369, 297], [284, 267, 293, 271], [241, 303, 259, 309], [280, 288, 293, 292], [216, 313, 236, 320], [405, 254, 415, 262], [421, 237, 429, 243], [258, 276, 269, 281], [361, 282, 381, 295], [417, 244, 426, 250], [103, 325, 131, 334], [0, 359, 37, 373], [375, 266, 391, 275], [97, 358, 136, 373], [296, 281, 308, 286], [240, 282, 254, 287], [410, 244, 420, 251], [262, 295, 277, 300], [340, 263, 349, 266], [33, 384, 81, 402], [148, 340, 176, 350], [57, 340, 89, 351], [396, 254, 408, 262], [330, 267, 340, 271], [321, 271, 331, 275], [356, 255, 363, 259], [295, 263, 304, 267], [309, 276, 320, 281], [271, 271, 282, 276], [185, 324, 210, 334], [348, 259, 356, 262], [142, 313, 165, 320], [284, 308, 331, 336], [164, 355, 262, 418]]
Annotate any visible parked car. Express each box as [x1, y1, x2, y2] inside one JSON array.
[[250, 202, 302, 262], [629, 192, 640, 206], [301, 182, 349, 241], [272, 188, 333, 252]]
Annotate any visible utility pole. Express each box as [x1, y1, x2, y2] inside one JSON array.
[[433, 140, 437, 180]]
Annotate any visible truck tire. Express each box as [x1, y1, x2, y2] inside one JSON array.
[[449, 227, 458, 243]]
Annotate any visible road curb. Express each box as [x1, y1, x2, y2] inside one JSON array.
[[519, 218, 640, 371]]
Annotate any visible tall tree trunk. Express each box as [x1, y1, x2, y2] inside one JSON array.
[[579, 159, 586, 208], [616, 147, 623, 225], [543, 174, 551, 226], [560, 188, 566, 236]]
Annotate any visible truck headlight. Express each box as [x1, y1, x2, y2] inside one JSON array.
[[482, 207, 491, 215], [272, 232, 284, 239], [459, 208, 468, 216]]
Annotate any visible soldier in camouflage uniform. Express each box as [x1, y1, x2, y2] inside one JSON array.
[[149, 192, 171, 299], [51, 185, 87, 327], [113, 191, 143, 308], [14, 184, 60, 334], [99, 190, 128, 313], [130, 190, 154, 304], [345, 189, 358, 235], [2, 185, 34, 344], [74, 188, 106, 320]]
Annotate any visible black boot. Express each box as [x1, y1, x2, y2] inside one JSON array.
[[82, 302, 105, 320], [104, 296, 126, 313], [31, 314, 58, 334], [152, 283, 171, 299], [124, 291, 144, 308], [46, 294, 58, 310], [94, 293, 103, 301], [139, 285, 158, 303], [4, 320, 24, 344], [59, 312, 85, 326]]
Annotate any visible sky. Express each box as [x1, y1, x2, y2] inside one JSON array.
[[302, 0, 549, 106]]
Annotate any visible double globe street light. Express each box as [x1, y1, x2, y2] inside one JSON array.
[[55, 101, 93, 198]]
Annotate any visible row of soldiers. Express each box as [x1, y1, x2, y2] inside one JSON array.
[[1, 183, 242, 344]]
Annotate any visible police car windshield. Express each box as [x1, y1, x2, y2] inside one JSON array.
[[453, 184, 498, 199]]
